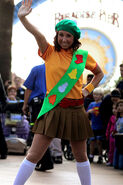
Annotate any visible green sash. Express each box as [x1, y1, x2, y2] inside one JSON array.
[[37, 49, 88, 119]]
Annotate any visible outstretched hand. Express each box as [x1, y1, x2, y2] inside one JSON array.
[[18, 0, 33, 19]]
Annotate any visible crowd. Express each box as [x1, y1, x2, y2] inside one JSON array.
[[87, 86, 123, 169], [84, 64, 123, 170]]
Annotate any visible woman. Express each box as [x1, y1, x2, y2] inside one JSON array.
[[13, 0, 104, 185]]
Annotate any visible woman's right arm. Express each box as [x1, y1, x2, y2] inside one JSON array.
[[18, 0, 48, 54]]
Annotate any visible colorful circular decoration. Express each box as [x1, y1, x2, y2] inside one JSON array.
[[79, 28, 116, 85]]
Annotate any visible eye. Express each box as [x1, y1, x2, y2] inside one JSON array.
[[59, 33, 64, 37], [66, 33, 72, 38]]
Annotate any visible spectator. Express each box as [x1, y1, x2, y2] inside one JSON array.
[[87, 87, 104, 164], [113, 100, 123, 169], [3, 85, 30, 140], [14, 76, 25, 100], [106, 104, 117, 166]]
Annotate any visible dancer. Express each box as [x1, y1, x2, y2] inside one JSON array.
[[13, 0, 104, 184]]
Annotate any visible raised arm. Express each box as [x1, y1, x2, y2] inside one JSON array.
[[18, 0, 48, 54]]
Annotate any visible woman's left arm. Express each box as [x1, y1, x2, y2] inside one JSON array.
[[82, 64, 104, 97], [90, 64, 104, 87]]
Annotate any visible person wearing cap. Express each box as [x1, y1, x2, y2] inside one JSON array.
[[13, 1, 104, 185]]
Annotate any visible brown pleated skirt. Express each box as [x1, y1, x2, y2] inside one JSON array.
[[32, 105, 93, 141]]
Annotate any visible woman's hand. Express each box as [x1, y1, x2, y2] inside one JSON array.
[[82, 88, 89, 97], [18, 0, 32, 19]]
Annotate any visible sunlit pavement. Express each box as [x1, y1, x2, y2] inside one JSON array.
[[0, 155, 123, 185]]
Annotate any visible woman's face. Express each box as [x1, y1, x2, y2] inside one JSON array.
[[57, 30, 74, 49]]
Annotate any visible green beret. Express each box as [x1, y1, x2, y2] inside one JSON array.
[[55, 19, 81, 39]]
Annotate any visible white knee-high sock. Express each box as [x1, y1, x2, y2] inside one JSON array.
[[76, 160, 91, 185], [13, 158, 36, 185]]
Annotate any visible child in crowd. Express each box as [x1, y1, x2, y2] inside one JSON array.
[[87, 87, 104, 164], [113, 100, 123, 170], [14, 76, 25, 100], [106, 104, 117, 166], [3, 85, 30, 140]]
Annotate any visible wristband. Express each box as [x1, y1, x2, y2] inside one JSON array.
[[85, 83, 94, 93]]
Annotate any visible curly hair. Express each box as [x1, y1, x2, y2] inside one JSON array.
[[53, 33, 81, 51]]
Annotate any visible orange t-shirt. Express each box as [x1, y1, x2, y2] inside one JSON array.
[[38, 44, 97, 99]]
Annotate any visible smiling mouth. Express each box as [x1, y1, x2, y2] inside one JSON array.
[[62, 44, 68, 47]]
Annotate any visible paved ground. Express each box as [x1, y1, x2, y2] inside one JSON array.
[[0, 155, 123, 185]]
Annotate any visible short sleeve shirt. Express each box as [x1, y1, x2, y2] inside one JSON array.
[[23, 64, 46, 103], [38, 44, 97, 99]]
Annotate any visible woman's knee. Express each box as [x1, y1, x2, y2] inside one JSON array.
[[70, 140, 88, 162], [26, 134, 53, 163], [26, 150, 42, 163], [73, 151, 87, 162]]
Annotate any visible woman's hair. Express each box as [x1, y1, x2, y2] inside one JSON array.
[[53, 32, 81, 51]]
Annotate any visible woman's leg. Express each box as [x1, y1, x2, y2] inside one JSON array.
[[70, 139, 91, 185], [13, 134, 53, 185]]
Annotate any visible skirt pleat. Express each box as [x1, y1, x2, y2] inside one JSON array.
[[32, 105, 93, 141]]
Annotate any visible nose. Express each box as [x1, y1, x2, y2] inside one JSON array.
[[62, 36, 67, 42]]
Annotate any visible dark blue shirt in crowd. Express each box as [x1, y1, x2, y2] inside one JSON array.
[[87, 101, 103, 130], [23, 64, 46, 103]]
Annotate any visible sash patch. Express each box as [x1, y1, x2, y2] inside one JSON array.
[[68, 69, 77, 79], [75, 55, 83, 64], [48, 95, 56, 105], [58, 82, 68, 93]]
